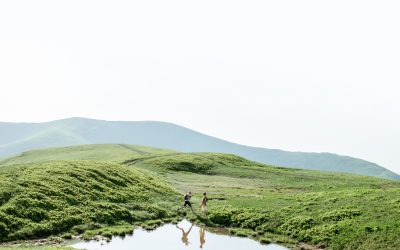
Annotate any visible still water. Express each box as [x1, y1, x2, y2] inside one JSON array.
[[71, 220, 289, 250]]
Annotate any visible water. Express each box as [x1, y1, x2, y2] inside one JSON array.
[[71, 220, 289, 250]]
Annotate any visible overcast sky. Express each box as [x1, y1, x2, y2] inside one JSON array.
[[0, 1, 399, 174]]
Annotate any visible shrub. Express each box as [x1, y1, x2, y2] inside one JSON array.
[[231, 209, 270, 229], [235, 230, 248, 237], [260, 237, 271, 244], [208, 207, 238, 225], [279, 215, 315, 238], [320, 209, 361, 222]]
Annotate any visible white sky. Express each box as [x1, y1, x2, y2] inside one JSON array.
[[0, 1, 399, 174]]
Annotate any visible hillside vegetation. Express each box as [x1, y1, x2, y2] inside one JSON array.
[[1, 117, 398, 180], [0, 144, 173, 166], [0, 160, 178, 242], [0, 144, 399, 249], [128, 153, 400, 249]]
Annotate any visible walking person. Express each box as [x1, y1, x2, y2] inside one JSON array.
[[183, 191, 194, 212], [200, 192, 208, 215]]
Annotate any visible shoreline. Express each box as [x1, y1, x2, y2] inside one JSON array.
[[0, 218, 322, 250]]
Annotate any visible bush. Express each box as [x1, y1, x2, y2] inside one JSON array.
[[260, 237, 271, 244], [320, 209, 361, 222], [135, 154, 218, 174], [208, 207, 238, 225], [62, 232, 73, 239], [279, 215, 315, 238], [231, 209, 270, 229], [235, 230, 248, 237], [0, 222, 9, 239]]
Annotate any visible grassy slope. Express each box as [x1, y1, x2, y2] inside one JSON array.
[[129, 153, 400, 250], [1, 117, 398, 180], [0, 160, 179, 242], [0, 144, 173, 166], [1, 145, 399, 249]]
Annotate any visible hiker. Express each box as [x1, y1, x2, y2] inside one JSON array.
[[200, 192, 208, 215], [183, 191, 194, 211], [176, 223, 194, 246]]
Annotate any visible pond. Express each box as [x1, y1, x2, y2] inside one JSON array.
[[71, 220, 289, 250]]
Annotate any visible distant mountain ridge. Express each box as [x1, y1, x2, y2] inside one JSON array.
[[0, 117, 398, 180]]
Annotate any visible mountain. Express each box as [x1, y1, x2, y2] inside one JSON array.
[[0, 117, 398, 180]]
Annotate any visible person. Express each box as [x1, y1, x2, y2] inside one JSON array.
[[200, 192, 208, 215], [183, 191, 194, 211], [176, 223, 193, 246]]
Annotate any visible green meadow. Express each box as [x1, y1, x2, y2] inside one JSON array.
[[1, 144, 399, 249]]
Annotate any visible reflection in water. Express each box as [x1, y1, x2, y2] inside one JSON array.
[[200, 227, 206, 248], [71, 220, 289, 250], [176, 221, 206, 248]]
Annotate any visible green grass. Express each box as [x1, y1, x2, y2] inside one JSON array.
[[82, 224, 134, 240], [1, 145, 399, 249], [0, 144, 173, 166], [129, 152, 400, 250], [124, 153, 247, 174], [0, 160, 179, 242]]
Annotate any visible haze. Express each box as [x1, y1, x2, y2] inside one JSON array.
[[0, 1, 399, 174]]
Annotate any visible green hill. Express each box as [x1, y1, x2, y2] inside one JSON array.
[[0, 160, 178, 242], [0, 144, 173, 166], [0, 145, 399, 249], [1, 117, 398, 180], [128, 153, 400, 249]]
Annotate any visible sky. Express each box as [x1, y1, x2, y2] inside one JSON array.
[[0, 1, 399, 174]]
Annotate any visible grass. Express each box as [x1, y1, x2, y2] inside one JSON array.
[[0, 144, 173, 166], [82, 224, 134, 240], [0, 160, 179, 242], [1, 145, 399, 249], [129, 152, 400, 250]]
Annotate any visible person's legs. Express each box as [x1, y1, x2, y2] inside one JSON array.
[[183, 200, 195, 213], [187, 201, 194, 212], [184, 200, 194, 212], [201, 205, 207, 215], [179, 200, 189, 212]]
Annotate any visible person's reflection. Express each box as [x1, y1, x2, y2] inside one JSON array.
[[199, 227, 206, 248], [176, 223, 194, 246]]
